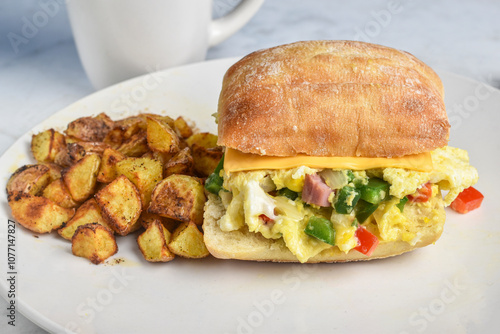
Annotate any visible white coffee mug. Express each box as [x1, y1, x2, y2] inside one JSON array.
[[67, 0, 264, 89]]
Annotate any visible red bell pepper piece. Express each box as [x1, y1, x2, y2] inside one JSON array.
[[450, 186, 484, 214], [408, 182, 432, 203], [354, 226, 379, 256]]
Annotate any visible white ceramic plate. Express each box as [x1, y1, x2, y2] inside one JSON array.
[[0, 58, 499, 334]]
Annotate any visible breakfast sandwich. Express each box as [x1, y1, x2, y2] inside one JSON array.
[[203, 40, 479, 263]]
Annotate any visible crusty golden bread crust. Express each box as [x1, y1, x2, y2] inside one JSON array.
[[203, 193, 445, 263], [217, 40, 449, 158]]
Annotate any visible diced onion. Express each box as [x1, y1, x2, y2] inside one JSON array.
[[260, 176, 277, 193], [274, 196, 302, 221], [320, 169, 348, 190]]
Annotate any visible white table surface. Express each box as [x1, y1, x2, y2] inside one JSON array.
[[1, 0, 499, 333]]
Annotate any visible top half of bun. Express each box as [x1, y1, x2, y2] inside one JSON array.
[[217, 40, 450, 158]]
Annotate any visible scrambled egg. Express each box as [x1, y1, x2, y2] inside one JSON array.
[[380, 146, 478, 205], [218, 146, 478, 263], [372, 184, 445, 245]]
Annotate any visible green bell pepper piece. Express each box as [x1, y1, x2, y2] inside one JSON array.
[[277, 187, 298, 200], [355, 199, 379, 223], [359, 178, 390, 204], [396, 197, 409, 212], [334, 185, 361, 214], [304, 216, 336, 246]]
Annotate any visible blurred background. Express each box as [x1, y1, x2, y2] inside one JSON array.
[[1, 0, 499, 332]]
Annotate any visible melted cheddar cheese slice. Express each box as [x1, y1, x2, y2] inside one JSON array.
[[224, 148, 433, 173]]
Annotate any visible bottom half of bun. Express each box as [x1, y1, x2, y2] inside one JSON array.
[[203, 194, 446, 263]]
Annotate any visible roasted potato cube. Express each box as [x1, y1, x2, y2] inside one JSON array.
[[62, 154, 101, 202], [148, 175, 205, 225], [146, 116, 180, 154], [117, 131, 149, 157], [31, 129, 66, 163], [8, 193, 75, 233], [115, 157, 163, 209], [174, 116, 193, 139], [95, 175, 142, 236], [72, 223, 117, 264], [164, 147, 194, 177], [97, 147, 126, 183], [185, 132, 222, 176], [137, 221, 175, 262], [66, 113, 113, 142], [168, 222, 209, 258], [58, 198, 113, 240], [42, 178, 78, 209], [191, 145, 223, 177], [186, 132, 218, 149], [6, 164, 51, 197]]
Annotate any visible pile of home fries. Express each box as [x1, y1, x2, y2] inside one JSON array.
[[6, 112, 223, 264]]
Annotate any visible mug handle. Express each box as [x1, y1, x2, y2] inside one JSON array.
[[209, 0, 265, 47]]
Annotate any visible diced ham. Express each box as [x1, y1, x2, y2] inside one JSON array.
[[301, 174, 333, 207]]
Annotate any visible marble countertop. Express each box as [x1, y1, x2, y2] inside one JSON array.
[[1, 0, 499, 333]]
